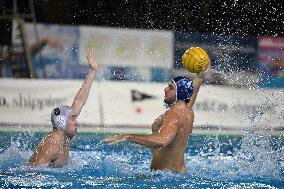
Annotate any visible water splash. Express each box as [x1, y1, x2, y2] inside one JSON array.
[[0, 132, 283, 188], [188, 107, 284, 181], [234, 131, 283, 178]]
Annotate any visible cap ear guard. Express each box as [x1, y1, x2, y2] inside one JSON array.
[[51, 106, 72, 132], [53, 116, 67, 130]]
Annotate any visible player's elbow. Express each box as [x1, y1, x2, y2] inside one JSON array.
[[159, 142, 168, 148], [152, 141, 166, 148], [155, 137, 171, 148]]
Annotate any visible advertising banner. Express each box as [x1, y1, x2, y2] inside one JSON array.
[[99, 81, 165, 127], [20, 23, 172, 82], [0, 79, 283, 131], [24, 23, 80, 79], [258, 36, 284, 88], [79, 26, 173, 68], [193, 86, 283, 130], [0, 79, 101, 127]]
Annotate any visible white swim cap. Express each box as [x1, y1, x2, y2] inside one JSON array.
[[51, 106, 72, 131]]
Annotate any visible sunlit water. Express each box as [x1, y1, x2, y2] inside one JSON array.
[[0, 132, 283, 188]]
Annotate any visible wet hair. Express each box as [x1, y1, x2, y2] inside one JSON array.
[[51, 106, 72, 132]]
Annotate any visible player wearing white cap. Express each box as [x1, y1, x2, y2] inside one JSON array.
[[28, 48, 97, 168]]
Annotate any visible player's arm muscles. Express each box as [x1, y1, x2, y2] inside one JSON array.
[[188, 64, 210, 108], [28, 140, 60, 167], [128, 109, 179, 148], [70, 70, 95, 118], [70, 48, 96, 118], [187, 76, 202, 108]]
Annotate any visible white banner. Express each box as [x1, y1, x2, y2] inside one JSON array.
[[99, 81, 165, 127], [0, 79, 101, 127], [193, 86, 284, 130], [100, 82, 284, 130], [79, 26, 173, 68], [0, 79, 283, 131]]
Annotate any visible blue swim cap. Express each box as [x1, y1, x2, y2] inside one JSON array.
[[51, 106, 72, 132], [171, 76, 194, 103]]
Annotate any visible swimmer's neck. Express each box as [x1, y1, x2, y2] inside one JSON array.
[[52, 127, 69, 139], [166, 100, 186, 108]]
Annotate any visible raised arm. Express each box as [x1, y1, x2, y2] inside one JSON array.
[[70, 48, 98, 118], [187, 64, 210, 108]]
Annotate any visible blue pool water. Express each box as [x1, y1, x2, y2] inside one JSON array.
[[0, 131, 283, 188]]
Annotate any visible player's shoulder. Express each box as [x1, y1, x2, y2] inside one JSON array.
[[43, 130, 65, 144]]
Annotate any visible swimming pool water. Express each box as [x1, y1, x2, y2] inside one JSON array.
[[0, 131, 283, 188]]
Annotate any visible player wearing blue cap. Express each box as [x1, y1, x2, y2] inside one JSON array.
[[28, 48, 97, 168], [103, 66, 210, 173]]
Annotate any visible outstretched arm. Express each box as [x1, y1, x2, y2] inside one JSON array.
[[70, 48, 98, 118], [103, 108, 179, 148], [187, 64, 210, 108]]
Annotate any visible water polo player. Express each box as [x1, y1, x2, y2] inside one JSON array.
[[103, 66, 210, 173], [28, 48, 97, 168]]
